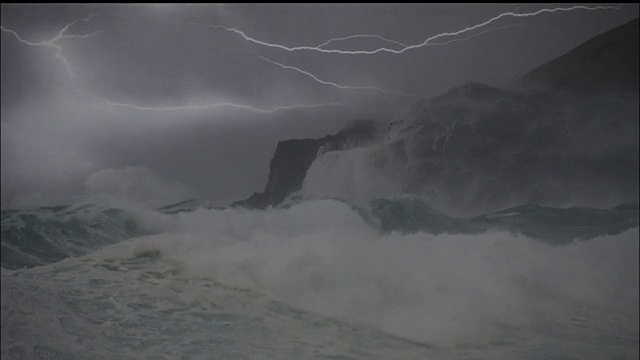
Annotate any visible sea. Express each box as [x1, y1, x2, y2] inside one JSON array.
[[1, 194, 638, 359]]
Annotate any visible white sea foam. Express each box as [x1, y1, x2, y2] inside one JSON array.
[[108, 199, 640, 346], [300, 147, 402, 205]]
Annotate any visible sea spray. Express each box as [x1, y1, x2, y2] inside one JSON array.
[[300, 147, 402, 205], [119, 199, 639, 346]]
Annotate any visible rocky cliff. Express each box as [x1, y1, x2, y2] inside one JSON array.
[[511, 17, 639, 94], [231, 119, 384, 209], [232, 18, 639, 214], [377, 82, 638, 215]]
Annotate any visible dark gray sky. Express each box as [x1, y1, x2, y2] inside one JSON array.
[[1, 3, 638, 208]]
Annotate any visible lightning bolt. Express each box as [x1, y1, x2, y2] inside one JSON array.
[[1, 16, 102, 85], [511, 4, 526, 14], [1, 16, 349, 116], [103, 99, 351, 114], [317, 34, 408, 49], [249, 25, 527, 98], [204, 5, 621, 55], [250, 51, 415, 97]]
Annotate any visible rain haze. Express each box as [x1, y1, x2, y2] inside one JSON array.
[[2, 3, 638, 208], [2, 4, 639, 359]]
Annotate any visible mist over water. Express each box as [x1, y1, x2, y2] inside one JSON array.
[[2, 96, 638, 357], [126, 200, 639, 345], [2, 195, 638, 358], [2, 4, 639, 359], [301, 147, 402, 204]]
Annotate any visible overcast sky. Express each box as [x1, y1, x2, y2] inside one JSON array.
[[1, 3, 638, 208]]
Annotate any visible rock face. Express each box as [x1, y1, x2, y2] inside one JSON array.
[[231, 119, 383, 209], [232, 19, 639, 214], [511, 17, 639, 94], [377, 82, 638, 215]]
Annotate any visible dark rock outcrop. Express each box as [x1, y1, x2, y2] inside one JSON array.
[[232, 119, 383, 209], [511, 17, 639, 94], [381, 82, 638, 215]]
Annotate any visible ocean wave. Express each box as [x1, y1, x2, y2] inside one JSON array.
[[3, 196, 637, 270], [1, 200, 141, 269], [2, 197, 638, 354]]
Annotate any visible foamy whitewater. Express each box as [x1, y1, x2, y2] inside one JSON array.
[[1, 192, 638, 359]]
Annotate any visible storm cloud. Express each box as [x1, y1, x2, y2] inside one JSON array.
[[2, 3, 638, 208]]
